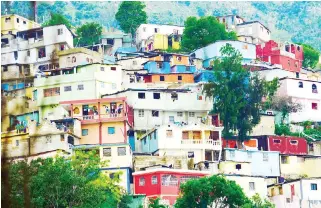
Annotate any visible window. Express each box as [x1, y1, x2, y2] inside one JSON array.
[[100, 67, 105, 71], [297, 46, 301, 51], [273, 139, 281, 144], [160, 76, 165, 81], [177, 112, 183, 117], [298, 81, 303, 88], [290, 140, 298, 145], [312, 84, 318, 93], [296, 72, 299, 78], [288, 60, 290, 67], [249, 182, 255, 191], [14, 51, 18, 60], [82, 129, 88, 136], [157, 62, 163, 68], [23, 20, 26, 24], [152, 110, 159, 117], [9, 31, 12, 34], [103, 148, 112, 157], [162, 175, 178, 186], [171, 93, 178, 101], [64, 86, 72, 92], [117, 147, 126, 156], [154, 28, 159, 33], [77, 84, 84, 90], [138, 110, 144, 117], [230, 151, 235, 158], [169, 116, 174, 123], [38, 47, 46, 58], [247, 152, 252, 159], [60, 135, 65, 141], [189, 112, 195, 117], [309, 143, 314, 152], [106, 39, 114, 45], [295, 62, 298, 68], [176, 56, 182, 61], [286, 198, 292, 203], [43, 87, 60, 97], [178, 75, 182, 81], [27, 50, 30, 56], [281, 156, 289, 164], [58, 28, 63, 35], [151, 176, 158, 184], [3, 66, 8, 72], [263, 153, 269, 162], [108, 127, 115, 134], [111, 67, 116, 71], [138, 92, 145, 99], [166, 130, 173, 138], [312, 103, 318, 110], [153, 93, 160, 99], [182, 131, 189, 139], [139, 177, 145, 186], [311, 183, 318, 190], [5, 17, 11, 22], [72, 56, 76, 63]]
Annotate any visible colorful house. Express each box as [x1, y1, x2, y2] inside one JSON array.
[[145, 33, 181, 52], [280, 155, 321, 178], [60, 97, 134, 146], [256, 40, 303, 72], [1, 14, 40, 35], [133, 168, 208, 206]]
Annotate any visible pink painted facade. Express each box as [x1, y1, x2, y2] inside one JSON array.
[[256, 40, 303, 72], [133, 168, 208, 206]]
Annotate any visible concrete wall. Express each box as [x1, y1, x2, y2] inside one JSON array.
[[236, 22, 270, 43], [250, 115, 275, 136], [1, 14, 40, 35]]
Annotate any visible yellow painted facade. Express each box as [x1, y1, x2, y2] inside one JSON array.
[[151, 74, 194, 83], [171, 54, 189, 65], [1, 14, 40, 35], [280, 155, 321, 178], [146, 34, 181, 51], [219, 161, 252, 175]]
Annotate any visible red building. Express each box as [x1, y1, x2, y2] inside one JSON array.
[[133, 168, 208, 206], [256, 40, 303, 72]]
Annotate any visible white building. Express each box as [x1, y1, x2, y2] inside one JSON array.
[[236, 21, 271, 44], [34, 63, 123, 120], [268, 178, 321, 208], [138, 123, 223, 164], [1, 14, 41, 35], [216, 15, 245, 32], [276, 77, 321, 122], [135, 24, 184, 51], [102, 85, 213, 130]]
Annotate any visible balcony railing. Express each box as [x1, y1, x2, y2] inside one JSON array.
[[74, 112, 125, 121], [181, 139, 221, 146]]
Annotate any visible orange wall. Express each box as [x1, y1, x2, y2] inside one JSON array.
[[149, 56, 163, 62], [172, 55, 189, 66], [151, 74, 194, 83], [101, 122, 126, 144], [80, 123, 100, 144]]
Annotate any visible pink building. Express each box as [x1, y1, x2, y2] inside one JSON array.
[[256, 40, 303, 72], [60, 97, 134, 145], [133, 168, 208, 206]]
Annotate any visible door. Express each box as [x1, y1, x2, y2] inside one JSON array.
[[83, 105, 89, 116]]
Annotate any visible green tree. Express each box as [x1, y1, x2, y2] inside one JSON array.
[[203, 44, 278, 142], [181, 16, 237, 52], [75, 22, 103, 46], [242, 193, 275, 208], [42, 12, 72, 29], [118, 194, 133, 208], [1, 150, 122, 208], [116, 1, 147, 37], [175, 175, 250, 208], [149, 197, 168, 208], [270, 96, 302, 124], [299, 43, 320, 69]]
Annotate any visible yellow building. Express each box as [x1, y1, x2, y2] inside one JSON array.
[[145, 34, 181, 51], [280, 155, 321, 178], [1, 14, 40, 35]]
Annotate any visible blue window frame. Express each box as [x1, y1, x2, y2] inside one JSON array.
[[82, 129, 88, 136], [311, 183, 318, 190], [108, 127, 115, 134]]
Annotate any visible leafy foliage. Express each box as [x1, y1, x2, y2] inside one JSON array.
[[149, 197, 168, 208], [203, 44, 278, 141], [116, 1, 147, 37], [270, 96, 302, 124], [1, 150, 122, 208], [242, 193, 275, 208], [181, 16, 237, 52], [298, 43, 320, 69], [75, 22, 103, 47], [42, 13, 72, 29], [175, 175, 250, 208]]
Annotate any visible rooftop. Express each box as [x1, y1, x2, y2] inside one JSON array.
[[237, 21, 270, 32]]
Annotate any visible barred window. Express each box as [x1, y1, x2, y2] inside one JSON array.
[[161, 175, 178, 186], [151, 176, 158, 185]]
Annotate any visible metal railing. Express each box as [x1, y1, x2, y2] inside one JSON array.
[[181, 139, 221, 146]]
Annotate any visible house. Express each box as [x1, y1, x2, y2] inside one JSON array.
[[1, 119, 80, 160], [133, 168, 208, 206], [236, 21, 271, 44], [256, 40, 303, 72], [225, 175, 268, 199], [1, 14, 40, 35], [190, 40, 256, 68], [135, 24, 184, 52], [133, 155, 188, 171], [33, 63, 123, 120], [216, 15, 245, 32], [138, 123, 223, 164], [308, 140, 321, 156], [60, 97, 134, 146], [268, 178, 321, 208], [276, 77, 321, 122], [102, 86, 212, 131], [145, 33, 181, 52], [280, 155, 321, 178], [223, 148, 280, 177], [73, 143, 133, 193]]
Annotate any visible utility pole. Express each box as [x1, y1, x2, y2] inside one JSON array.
[[33, 1, 37, 22]]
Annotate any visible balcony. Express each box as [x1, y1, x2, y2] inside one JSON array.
[[181, 139, 221, 150], [73, 112, 126, 124]]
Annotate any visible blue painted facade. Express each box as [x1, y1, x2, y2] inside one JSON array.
[[194, 70, 215, 83], [191, 41, 256, 68], [10, 111, 39, 127], [224, 148, 280, 177], [1, 83, 25, 91], [143, 61, 171, 74], [128, 130, 136, 151], [141, 130, 158, 153], [171, 65, 196, 73]]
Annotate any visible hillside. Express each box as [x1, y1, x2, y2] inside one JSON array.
[[1, 1, 321, 51]]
